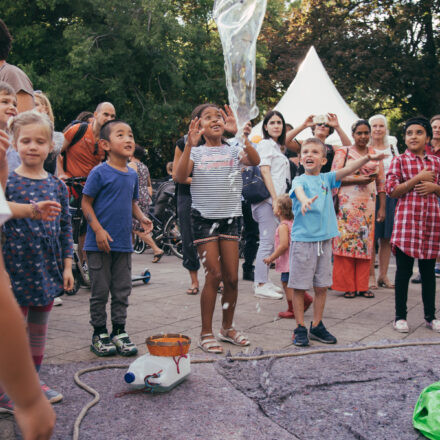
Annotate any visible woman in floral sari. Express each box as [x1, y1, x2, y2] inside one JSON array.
[[332, 120, 386, 298]]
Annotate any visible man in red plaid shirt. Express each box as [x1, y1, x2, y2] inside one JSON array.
[[386, 117, 440, 334]]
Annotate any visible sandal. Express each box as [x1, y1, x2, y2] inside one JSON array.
[[218, 327, 250, 347], [186, 287, 199, 295], [358, 290, 375, 298], [343, 291, 356, 298], [198, 334, 223, 354], [378, 279, 394, 289], [152, 252, 164, 263]]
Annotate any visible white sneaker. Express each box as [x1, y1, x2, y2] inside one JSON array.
[[54, 297, 63, 306], [426, 319, 440, 332], [266, 282, 283, 293], [254, 284, 283, 300], [393, 319, 409, 333]]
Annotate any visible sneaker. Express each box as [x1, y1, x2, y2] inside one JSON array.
[[293, 325, 309, 346], [411, 273, 421, 284], [254, 284, 283, 300], [309, 321, 337, 344], [393, 319, 409, 333], [266, 282, 283, 293], [111, 332, 138, 356], [426, 319, 440, 332], [53, 297, 63, 306], [90, 333, 117, 357], [40, 381, 63, 404], [0, 393, 13, 414], [278, 310, 295, 319], [435, 268, 440, 278]]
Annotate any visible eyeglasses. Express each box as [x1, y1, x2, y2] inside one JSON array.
[[316, 123, 330, 128]]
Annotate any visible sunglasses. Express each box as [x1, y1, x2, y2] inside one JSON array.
[[316, 123, 330, 128]]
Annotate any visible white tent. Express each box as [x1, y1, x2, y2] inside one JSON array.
[[251, 46, 358, 144]]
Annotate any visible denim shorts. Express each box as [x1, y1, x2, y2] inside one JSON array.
[[281, 272, 289, 283], [191, 209, 240, 246]]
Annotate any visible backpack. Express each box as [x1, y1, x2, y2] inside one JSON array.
[[61, 122, 90, 171]]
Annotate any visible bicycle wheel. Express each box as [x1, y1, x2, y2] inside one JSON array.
[[163, 215, 183, 259], [133, 235, 146, 254]]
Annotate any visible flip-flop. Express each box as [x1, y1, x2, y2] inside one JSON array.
[[343, 291, 356, 298], [358, 290, 375, 298], [152, 252, 164, 263], [186, 287, 199, 295]]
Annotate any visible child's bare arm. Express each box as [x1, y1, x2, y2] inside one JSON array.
[[8, 201, 61, 221], [132, 201, 153, 234], [294, 186, 318, 215], [175, 118, 202, 183], [240, 136, 260, 166], [81, 194, 113, 253], [0, 252, 55, 439], [263, 223, 290, 264], [335, 152, 386, 182], [389, 168, 435, 198]]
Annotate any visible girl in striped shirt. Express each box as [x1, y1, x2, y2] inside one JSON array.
[[174, 104, 260, 354]]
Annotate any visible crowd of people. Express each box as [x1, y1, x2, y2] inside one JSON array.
[[0, 17, 440, 440]]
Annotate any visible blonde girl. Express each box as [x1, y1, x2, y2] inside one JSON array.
[[1, 111, 73, 412], [263, 194, 313, 318]]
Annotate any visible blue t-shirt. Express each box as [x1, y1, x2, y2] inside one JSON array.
[[83, 162, 139, 252], [289, 171, 340, 242]]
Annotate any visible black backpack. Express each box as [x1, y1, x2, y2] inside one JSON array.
[[61, 122, 91, 171]]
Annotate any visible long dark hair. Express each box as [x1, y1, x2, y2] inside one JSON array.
[[262, 110, 286, 145]]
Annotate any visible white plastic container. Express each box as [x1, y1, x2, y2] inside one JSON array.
[[124, 353, 191, 393]]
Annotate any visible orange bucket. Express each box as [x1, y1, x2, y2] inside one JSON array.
[[145, 333, 191, 357]]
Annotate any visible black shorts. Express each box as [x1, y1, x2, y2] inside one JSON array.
[[191, 209, 240, 246]]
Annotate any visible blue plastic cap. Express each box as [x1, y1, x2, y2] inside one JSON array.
[[124, 372, 135, 383]]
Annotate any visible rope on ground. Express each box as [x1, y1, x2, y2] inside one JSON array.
[[73, 340, 440, 440]]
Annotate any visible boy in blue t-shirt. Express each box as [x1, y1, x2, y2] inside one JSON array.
[[289, 138, 385, 346], [82, 119, 152, 357]]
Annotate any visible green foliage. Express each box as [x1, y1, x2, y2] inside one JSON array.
[[3, 0, 439, 173]]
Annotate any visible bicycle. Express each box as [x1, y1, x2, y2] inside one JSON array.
[[133, 210, 183, 259], [64, 176, 90, 294]]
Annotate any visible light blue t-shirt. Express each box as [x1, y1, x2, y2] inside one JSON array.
[[289, 171, 341, 242], [83, 162, 139, 252]]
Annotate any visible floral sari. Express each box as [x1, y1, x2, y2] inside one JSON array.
[[332, 146, 385, 260]]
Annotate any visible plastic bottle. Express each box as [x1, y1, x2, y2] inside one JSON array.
[[124, 353, 191, 393]]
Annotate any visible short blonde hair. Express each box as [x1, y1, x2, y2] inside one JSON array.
[[8, 110, 53, 144], [274, 194, 293, 220], [34, 91, 54, 124]]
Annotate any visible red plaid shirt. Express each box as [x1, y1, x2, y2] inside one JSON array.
[[386, 150, 440, 259]]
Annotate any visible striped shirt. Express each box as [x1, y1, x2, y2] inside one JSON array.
[[190, 144, 243, 219], [386, 149, 440, 259]]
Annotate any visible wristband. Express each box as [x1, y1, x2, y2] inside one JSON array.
[[30, 200, 42, 220]]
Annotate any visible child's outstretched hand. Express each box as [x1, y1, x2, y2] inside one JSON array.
[[187, 118, 204, 147], [36, 201, 61, 221], [96, 228, 113, 253], [221, 104, 237, 135], [301, 195, 318, 215], [367, 152, 388, 161], [0, 129, 9, 160], [140, 216, 153, 234]]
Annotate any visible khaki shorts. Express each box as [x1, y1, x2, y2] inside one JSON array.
[[288, 239, 332, 290]]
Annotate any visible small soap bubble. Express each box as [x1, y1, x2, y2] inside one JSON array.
[[222, 302, 230, 310]]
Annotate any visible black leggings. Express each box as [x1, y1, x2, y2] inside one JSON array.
[[394, 247, 436, 322]]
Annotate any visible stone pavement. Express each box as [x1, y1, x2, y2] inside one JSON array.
[[1, 250, 439, 438]]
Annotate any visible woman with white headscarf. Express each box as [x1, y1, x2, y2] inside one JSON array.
[[369, 114, 399, 289]]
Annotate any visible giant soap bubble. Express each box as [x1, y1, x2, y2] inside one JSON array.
[[213, 0, 267, 139]]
